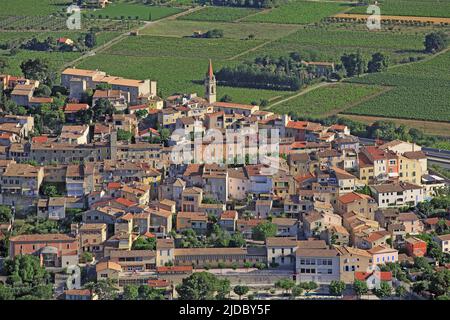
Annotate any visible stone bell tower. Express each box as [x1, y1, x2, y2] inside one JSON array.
[[205, 59, 216, 104]]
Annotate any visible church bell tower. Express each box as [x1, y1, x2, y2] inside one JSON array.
[[205, 59, 216, 104]]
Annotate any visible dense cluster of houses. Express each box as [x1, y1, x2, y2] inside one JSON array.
[[1, 61, 449, 299]]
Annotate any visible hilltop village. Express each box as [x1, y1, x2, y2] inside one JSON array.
[[0, 61, 449, 301]]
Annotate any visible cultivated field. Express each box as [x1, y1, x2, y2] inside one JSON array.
[[178, 6, 260, 22], [86, 3, 184, 21], [140, 20, 301, 40], [77, 54, 290, 103], [343, 50, 450, 122], [334, 13, 450, 25], [0, 0, 71, 16], [104, 35, 266, 60], [340, 114, 450, 137], [240, 24, 429, 63], [243, 1, 352, 24], [348, 0, 450, 18], [270, 83, 387, 118]]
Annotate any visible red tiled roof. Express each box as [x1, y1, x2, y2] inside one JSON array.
[[156, 266, 192, 273], [32, 136, 48, 143], [65, 103, 89, 113], [355, 271, 392, 281], [338, 192, 372, 204], [115, 197, 136, 207], [148, 279, 170, 288], [107, 182, 121, 190]]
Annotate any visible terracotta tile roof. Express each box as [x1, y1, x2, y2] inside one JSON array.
[[64, 103, 89, 113], [338, 192, 372, 204], [156, 266, 192, 273], [220, 210, 238, 220], [213, 101, 257, 110], [64, 289, 91, 296], [355, 271, 392, 281], [10, 233, 76, 242], [266, 237, 298, 247], [107, 182, 121, 190], [114, 197, 137, 207], [32, 136, 49, 143], [96, 261, 122, 272], [148, 279, 170, 288]]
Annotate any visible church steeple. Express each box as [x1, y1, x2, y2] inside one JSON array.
[[205, 59, 216, 104]]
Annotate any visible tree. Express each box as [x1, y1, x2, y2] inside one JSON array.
[[0, 284, 14, 300], [412, 281, 428, 294], [4, 255, 49, 286], [299, 281, 318, 294], [220, 94, 233, 102], [137, 285, 164, 300], [0, 205, 12, 223], [252, 221, 277, 241], [291, 285, 304, 299], [92, 98, 114, 121], [329, 280, 346, 296], [395, 285, 407, 298], [132, 237, 156, 250], [367, 52, 389, 73], [275, 278, 295, 295], [424, 32, 448, 53], [80, 252, 94, 263], [0, 58, 8, 73], [20, 58, 55, 86], [340, 51, 365, 77], [176, 272, 222, 300], [428, 269, 450, 297], [233, 285, 249, 300], [216, 279, 231, 300], [374, 281, 392, 298], [229, 232, 245, 248], [2, 255, 52, 300], [84, 279, 118, 300], [41, 184, 58, 198], [117, 129, 133, 141], [85, 31, 97, 48], [135, 109, 148, 119], [123, 284, 139, 300], [34, 84, 52, 97], [158, 128, 171, 144], [353, 279, 368, 298]]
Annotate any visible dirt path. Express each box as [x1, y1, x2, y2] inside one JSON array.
[[234, 8, 271, 22], [61, 6, 205, 71]]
